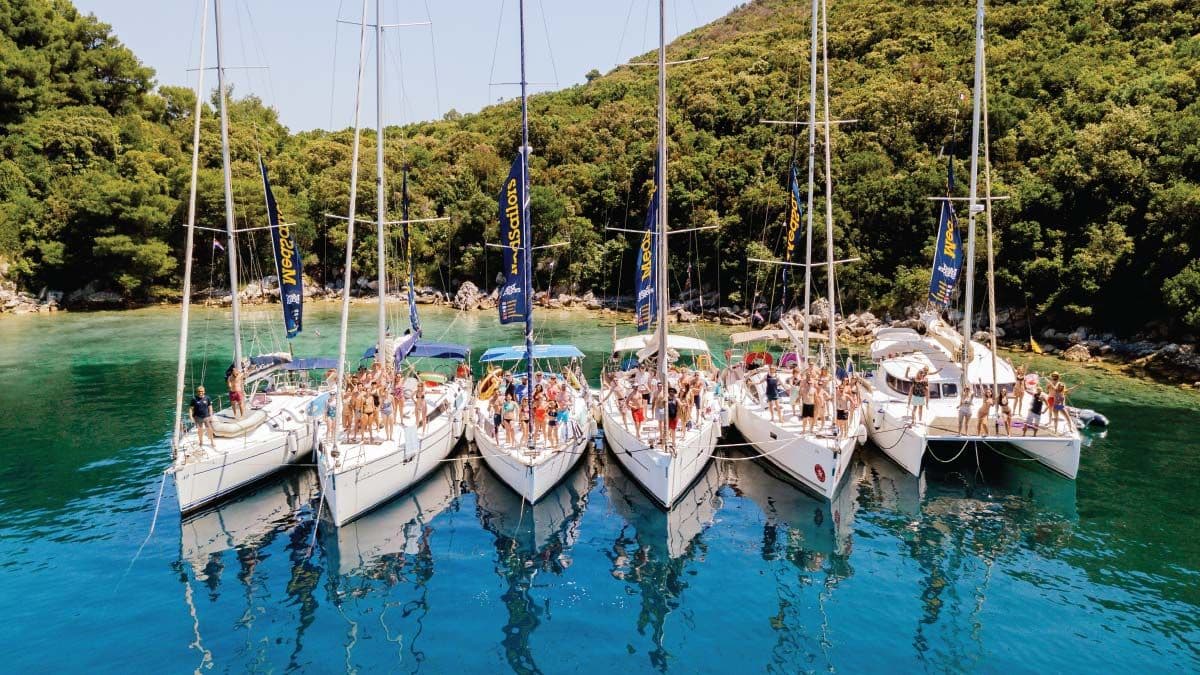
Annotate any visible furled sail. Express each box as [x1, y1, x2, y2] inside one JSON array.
[[928, 156, 963, 308], [635, 160, 659, 332], [260, 158, 302, 338], [401, 169, 421, 337], [498, 151, 529, 325], [781, 162, 805, 303]]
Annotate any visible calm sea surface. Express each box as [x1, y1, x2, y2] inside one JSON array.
[[0, 304, 1196, 673]]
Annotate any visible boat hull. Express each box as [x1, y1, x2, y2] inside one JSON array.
[[730, 385, 859, 500], [318, 390, 467, 526], [601, 399, 720, 509], [472, 403, 594, 503], [174, 397, 321, 514]]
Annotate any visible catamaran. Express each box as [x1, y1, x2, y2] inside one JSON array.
[[600, 0, 725, 509], [171, 0, 331, 515], [861, 0, 1082, 479], [725, 0, 865, 500], [470, 0, 595, 503], [316, 0, 472, 526]]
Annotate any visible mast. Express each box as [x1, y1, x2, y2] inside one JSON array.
[[655, 0, 669, 395], [173, 0, 210, 455], [519, 0, 535, 448], [802, 0, 819, 358], [819, 0, 837, 394], [375, 0, 388, 368], [333, 0, 372, 447], [961, 0, 985, 394], [982, 54, 999, 398], [214, 0, 243, 369]]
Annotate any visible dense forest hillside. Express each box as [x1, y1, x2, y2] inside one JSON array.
[[0, 0, 1197, 335]]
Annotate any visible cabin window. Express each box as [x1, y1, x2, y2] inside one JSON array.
[[929, 384, 941, 399], [886, 373, 913, 395], [941, 383, 958, 398]]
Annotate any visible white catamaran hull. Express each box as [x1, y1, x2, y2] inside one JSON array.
[[864, 388, 1081, 479], [174, 397, 321, 514], [318, 388, 467, 526], [729, 382, 861, 500], [601, 397, 720, 509]]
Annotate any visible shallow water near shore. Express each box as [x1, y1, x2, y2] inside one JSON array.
[[0, 303, 1197, 672]]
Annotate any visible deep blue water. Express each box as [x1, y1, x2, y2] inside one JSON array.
[[0, 305, 1197, 673]]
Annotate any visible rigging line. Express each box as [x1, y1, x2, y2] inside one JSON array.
[[641, 0, 652, 56], [241, 0, 278, 112], [185, 0, 203, 82], [328, 0, 347, 129], [421, 0, 443, 117], [535, 0, 560, 89], [487, 0, 508, 106], [614, 0, 638, 67]]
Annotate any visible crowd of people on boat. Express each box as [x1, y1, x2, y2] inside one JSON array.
[[747, 360, 862, 438], [484, 370, 580, 448], [900, 363, 1077, 437], [604, 363, 713, 447]]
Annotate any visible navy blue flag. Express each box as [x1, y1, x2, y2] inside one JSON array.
[[401, 170, 421, 337], [260, 159, 302, 338], [635, 161, 659, 332], [498, 152, 528, 325], [928, 157, 963, 308], [781, 163, 805, 300]]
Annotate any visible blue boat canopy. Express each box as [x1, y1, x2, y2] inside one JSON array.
[[479, 344, 585, 363], [408, 341, 471, 361], [282, 357, 339, 371]]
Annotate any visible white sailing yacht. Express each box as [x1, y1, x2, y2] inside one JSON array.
[[171, 0, 329, 515], [861, 0, 1082, 479], [725, 0, 865, 500], [471, 0, 595, 504], [317, 0, 472, 526], [600, 0, 724, 509]]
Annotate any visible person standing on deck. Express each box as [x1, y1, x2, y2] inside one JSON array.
[[190, 386, 215, 448], [227, 368, 245, 418], [1023, 387, 1045, 436], [976, 389, 993, 436]]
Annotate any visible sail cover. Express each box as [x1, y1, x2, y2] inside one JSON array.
[[928, 157, 963, 308], [498, 151, 529, 325], [635, 160, 659, 332], [260, 158, 302, 338]]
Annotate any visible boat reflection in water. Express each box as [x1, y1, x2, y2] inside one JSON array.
[[326, 460, 466, 577], [901, 454, 1078, 669], [181, 468, 319, 579], [177, 469, 323, 671], [603, 455, 729, 671], [468, 450, 597, 674]]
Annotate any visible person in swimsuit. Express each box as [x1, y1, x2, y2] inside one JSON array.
[[976, 389, 993, 436], [997, 392, 1013, 436], [360, 388, 378, 443], [227, 368, 245, 418], [627, 387, 646, 441], [380, 390, 395, 442], [533, 393, 549, 444], [413, 381, 428, 434], [835, 381, 850, 437], [666, 388, 680, 447], [762, 365, 782, 422], [190, 386, 216, 447], [490, 394, 504, 440], [800, 376, 816, 434], [957, 388, 974, 434], [788, 365, 803, 419], [501, 393, 518, 445], [546, 399, 559, 448]]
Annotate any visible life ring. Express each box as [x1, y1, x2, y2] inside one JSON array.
[[779, 352, 799, 368], [745, 351, 773, 368], [421, 372, 447, 387], [477, 368, 501, 400]]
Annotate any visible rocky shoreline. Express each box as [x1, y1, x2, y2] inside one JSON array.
[[5, 278, 1198, 388]]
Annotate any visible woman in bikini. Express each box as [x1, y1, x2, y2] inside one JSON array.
[[957, 388, 974, 435], [413, 381, 428, 434], [360, 387, 378, 443], [379, 389, 395, 442], [501, 393, 518, 445], [997, 390, 1013, 436], [533, 393, 549, 444], [975, 389, 993, 436], [546, 399, 560, 448]]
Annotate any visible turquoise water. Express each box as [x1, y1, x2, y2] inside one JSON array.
[[0, 304, 1197, 673]]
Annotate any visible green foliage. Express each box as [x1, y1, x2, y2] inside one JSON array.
[[1, 0, 1197, 336]]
